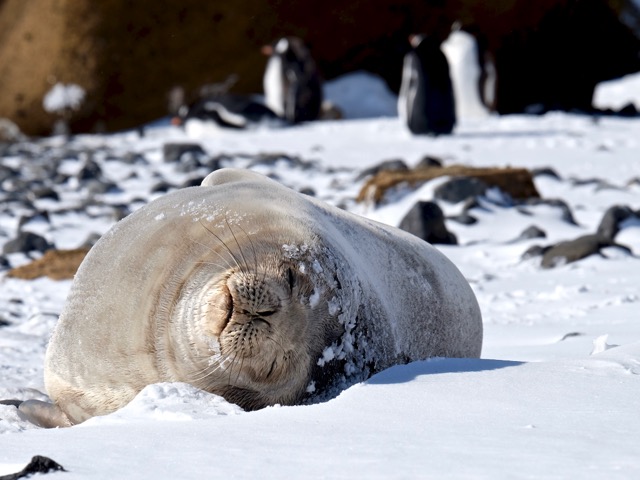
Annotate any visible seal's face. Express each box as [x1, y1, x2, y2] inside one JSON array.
[[198, 252, 338, 410]]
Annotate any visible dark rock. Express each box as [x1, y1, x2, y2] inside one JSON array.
[[357, 159, 409, 180], [531, 167, 561, 180], [180, 176, 206, 188], [521, 244, 551, 260], [0, 398, 21, 406], [447, 213, 478, 225], [540, 235, 606, 268], [596, 205, 637, 241], [120, 152, 148, 165], [26, 187, 59, 202], [0, 455, 66, 479], [398, 201, 457, 245], [150, 180, 174, 193], [515, 225, 547, 241], [0, 316, 11, 327], [77, 156, 103, 181], [520, 198, 578, 225], [81, 232, 103, 248], [17, 212, 50, 230], [110, 205, 130, 222], [433, 176, 489, 203], [0, 255, 10, 270], [415, 155, 444, 169], [247, 153, 314, 170], [163, 143, 207, 164], [85, 179, 121, 196], [2, 231, 53, 255], [299, 187, 316, 196], [0, 164, 17, 183], [461, 197, 483, 213], [569, 176, 614, 189]]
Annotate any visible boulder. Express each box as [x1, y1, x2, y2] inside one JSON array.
[[398, 201, 457, 245], [0, 0, 637, 135]]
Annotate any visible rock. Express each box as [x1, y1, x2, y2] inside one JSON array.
[[540, 235, 607, 268], [179, 176, 207, 189], [519, 198, 578, 225], [515, 225, 547, 241], [6, 248, 90, 280], [596, 205, 636, 241], [357, 165, 539, 205], [1, 0, 637, 135], [415, 155, 444, 169], [398, 201, 457, 245], [357, 159, 409, 180], [521, 244, 551, 260], [537, 206, 638, 268], [76, 155, 103, 181], [17, 212, 50, 230], [2, 232, 53, 255], [162, 143, 207, 164], [299, 187, 316, 196], [448, 213, 478, 225], [0, 118, 26, 142], [26, 186, 59, 202], [531, 167, 562, 180], [433, 176, 490, 203], [0, 455, 66, 479]]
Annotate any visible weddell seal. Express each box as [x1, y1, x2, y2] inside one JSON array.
[[20, 168, 482, 427]]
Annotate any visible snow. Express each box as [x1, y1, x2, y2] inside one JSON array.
[[1, 72, 640, 479], [593, 72, 640, 110], [42, 83, 86, 113]]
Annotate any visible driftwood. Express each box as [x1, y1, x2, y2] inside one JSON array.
[[357, 165, 540, 205], [7, 248, 89, 281]]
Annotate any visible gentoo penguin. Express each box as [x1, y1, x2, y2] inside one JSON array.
[[170, 77, 283, 131], [398, 35, 456, 135], [173, 94, 282, 130], [441, 25, 496, 119], [262, 36, 323, 123]]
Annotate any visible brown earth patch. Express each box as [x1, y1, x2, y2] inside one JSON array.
[[6, 248, 89, 281], [357, 165, 540, 205]]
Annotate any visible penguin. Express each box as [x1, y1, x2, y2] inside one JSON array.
[[262, 37, 323, 124], [441, 27, 490, 120], [173, 94, 282, 130], [170, 76, 284, 131], [398, 35, 456, 135]]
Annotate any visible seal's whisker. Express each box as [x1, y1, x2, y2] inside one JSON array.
[[192, 237, 235, 272], [233, 222, 260, 283], [224, 218, 251, 278], [198, 220, 246, 275]]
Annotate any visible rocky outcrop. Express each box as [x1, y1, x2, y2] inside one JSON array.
[[0, 0, 637, 135]]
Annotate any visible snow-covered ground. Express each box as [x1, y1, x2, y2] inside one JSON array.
[[1, 72, 640, 479]]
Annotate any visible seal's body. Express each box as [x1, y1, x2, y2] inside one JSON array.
[[34, 169, 481, 426]]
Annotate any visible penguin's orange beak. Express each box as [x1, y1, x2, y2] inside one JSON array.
[[171, 116, 183, 126], [261, 44, 274, 56]]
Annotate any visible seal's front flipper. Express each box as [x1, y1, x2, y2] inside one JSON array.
[[18, 400, 72, 428]]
